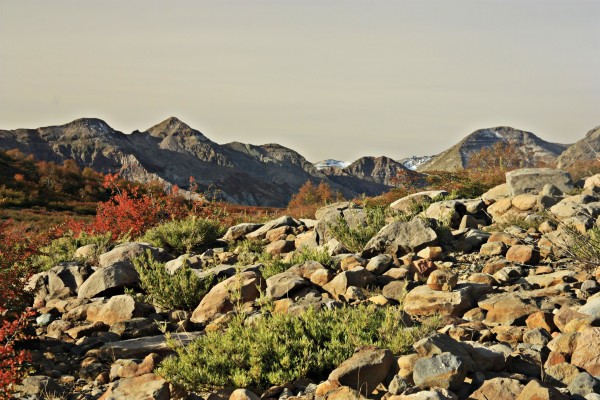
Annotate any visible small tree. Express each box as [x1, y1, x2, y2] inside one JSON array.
[[287, 181, 342, 218]]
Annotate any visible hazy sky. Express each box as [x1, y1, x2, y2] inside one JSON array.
[[1, 1, 599, 162]]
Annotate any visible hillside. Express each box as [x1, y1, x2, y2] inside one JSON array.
[[418, 127, 570, 172], [556, 125, 600, 169], [0, 118, 394, 207]]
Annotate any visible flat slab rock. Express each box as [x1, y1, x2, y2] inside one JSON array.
[[98, 332, 202, 359]]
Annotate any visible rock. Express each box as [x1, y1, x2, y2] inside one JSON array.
[[545, 362, 580, 386], [98, 373, 169, 400], [265, 240, 295, 255], [388, 388, 458, 399], [478, 293, 539, 326], [463, 342, 507, 372], [506, 245, 540, 265], [506, 168, 573, 196], [66, 321, 109, 339], [191, 271, 265, 323], [571, 327, 600, 376], [78, 263, 140, 299], [582, 280, 600, 296], [109, 353, 158, 380], [516, 380, 568, 400], [511, 194, 539, 211], [409, 259, 438, 278], [413, 352, 467, 391], [88, 295, 153, 325], [46, 263, 94, 299], [222, 223, 263, 241], [554, 306, 591, 333], [98, 242, 168, 268], [580, 297, 600, 318], [246, 216, 299, 240], [15, 375, 61, 396], [427, 270, 458, 292], [322, 267, 376, 299], [110, 318, 160, 339], [328, 346, 393, 395], [295, 230, 319, 249], [568, 372, 600, 397], [390, 190, 448, 213], [265, 271, 308, 299], [482, 183, 510, 205], [547, 332, 579, 355], [417, 246, 443, 261], [480, 241, 507, 256], [363, 218, 438, 257], [382, 281, 408, 302], [99, 332, 202, 359], [230, 388, 261, 400], [425, 200, 466, 229], [365, 254, 392, 275], [469, 377, 524, 400], [340, 254, 366, 271], [164, 254, 203, 274], [413, 333, 476, 372], [526, 312, 557, 332], [404, 285, 472, 317], [523, 327, 552, 346]]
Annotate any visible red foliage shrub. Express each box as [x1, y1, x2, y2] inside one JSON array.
[[287, 181, 343, 218], [0, 220, 52, 398]]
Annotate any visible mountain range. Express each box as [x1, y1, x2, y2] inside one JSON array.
[[0, 118, 595, 206]]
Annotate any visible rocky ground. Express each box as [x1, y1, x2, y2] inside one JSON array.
[[13, 167, 600, 400]]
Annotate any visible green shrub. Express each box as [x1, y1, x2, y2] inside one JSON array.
[[329, 206, 387, 253], [289, 247, 333, 267], [257, 252, 292, 279], [32, 231, 112, 271], [257, 247, 334, 279], [132, 251, 216, 310], [141, 217, 224, 254], [556, 222, 600, 270], [158, 304, 438, 391]]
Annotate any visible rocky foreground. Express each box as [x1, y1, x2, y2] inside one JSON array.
[[15, 168, 600, 399]]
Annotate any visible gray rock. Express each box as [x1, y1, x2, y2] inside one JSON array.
[[365, 254, 392, 275], [78, 263, 139, 299], [390, 190, 448, 214], [322, 267, 376, 299], [425, 200, 467, 229], [164, 254, 203, 274], [36, 313, 54, 326], [15, 375, 61, 396], [222, 223, 263, 241], [246, 216, 299, 240], [98, 242, 169, 268], [580, 296, 600, 318], [506, 168, 573, 196], [582, 280, 600, 296], [568, 372, 600, 397], [523, 327, 552, 346], [266, 271, 308, 299], [413, 333, 476, 372], [363, 217, 438, 257], [46, 263, 93, 299], [328, 346, 393, 395], [99, 332, 202, 358], [413, 352, 467, 391]]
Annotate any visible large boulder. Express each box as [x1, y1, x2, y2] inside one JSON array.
[[315, 202, 366, 245], [190, 271, 265, 323], [88, 295, 154, 325], [571, 327, 600, 376], [98, 373, 170, 400], [323, 267, 376, 300], [363, 218, 437, 257], [222, 223, 263, 241], [328, 346, 393, 395], [390, 191, 448, 214], [403, 285, 472, 317], [506, 168, 573, 196], [478, 292, 539, 326], [78, 263, 140, 299], [98, 242, 169, 268], [265, 271, 308, 299], [469, 378, 524, 400], [413, 352, 467, 391], [246, 216, 299, 240]]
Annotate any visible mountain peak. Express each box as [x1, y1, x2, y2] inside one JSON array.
[[146, 117, 208, 140]]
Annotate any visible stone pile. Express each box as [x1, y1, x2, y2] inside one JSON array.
[[14, 168, 600, 399]]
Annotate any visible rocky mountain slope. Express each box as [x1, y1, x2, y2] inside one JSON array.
[[319, 156, 422, 196], [18, 167, 600, 399], [0, 118, 394, 207], [399, 155, 433, 171], [556, 126, 600, 169], [418, 127, 570, 172], [313, 159, 352, 170]]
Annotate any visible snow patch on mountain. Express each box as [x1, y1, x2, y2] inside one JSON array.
[[399, 155, 433, 171], [314, 159, 352, 170]]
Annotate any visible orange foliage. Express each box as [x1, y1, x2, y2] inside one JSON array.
[[286, 181, 343, 219]]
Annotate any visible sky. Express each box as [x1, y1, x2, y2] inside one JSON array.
[[1, 1, 599, 162]]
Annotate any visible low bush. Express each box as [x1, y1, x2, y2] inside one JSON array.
[[158, 304, 438, 391], [329, 206, 387, 253], [141, 217, 224, 254], [556, 222, 600, 270], [257, 247, 334, 279], [132, 251, 216, 311], [32, 231, 112, 271]]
